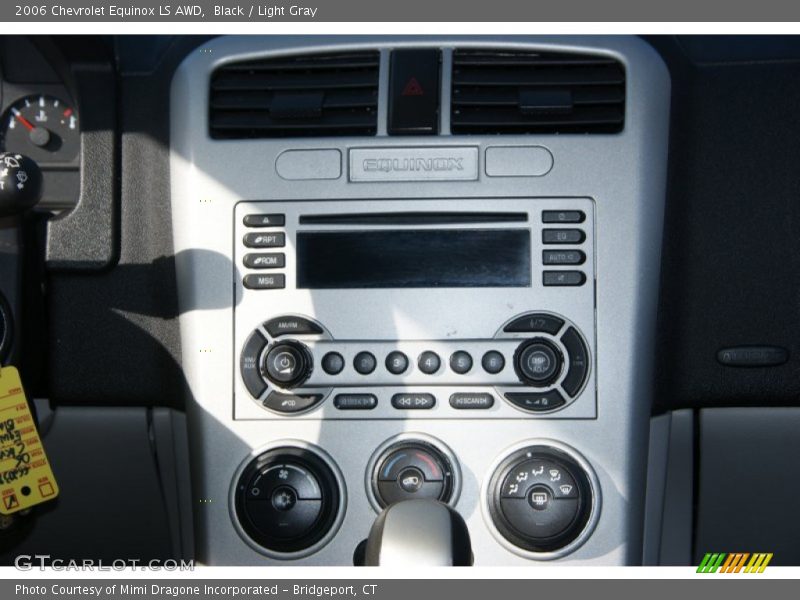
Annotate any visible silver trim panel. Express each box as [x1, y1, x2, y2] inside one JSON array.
[[169, 35, 671, 565]]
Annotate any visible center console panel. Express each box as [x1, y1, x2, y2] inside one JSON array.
[[169, 35, 670, 565]]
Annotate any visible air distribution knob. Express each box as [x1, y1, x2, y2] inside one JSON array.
[[0, 153, 43, 217]]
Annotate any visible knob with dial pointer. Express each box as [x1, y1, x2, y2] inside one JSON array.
[[0, 152, 42, 217]]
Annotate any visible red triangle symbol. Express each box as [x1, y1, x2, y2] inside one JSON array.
[[401, 77, 424, 96]]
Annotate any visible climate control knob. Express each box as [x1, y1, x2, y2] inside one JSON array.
[[371, 440, 457, 509], [487, 445, 595, 554], [234, 447, 343, 556], [513, 338, 563, 387], [262, 340, 313, 389]]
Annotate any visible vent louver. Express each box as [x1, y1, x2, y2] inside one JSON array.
[[209, 51, 380, 138], [451, 49, 625, 134]]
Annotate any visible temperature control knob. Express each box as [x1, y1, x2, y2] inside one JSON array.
[[262, 340, 313, 389], [0, 153, 42, 217], [371, 440, 457, 509]]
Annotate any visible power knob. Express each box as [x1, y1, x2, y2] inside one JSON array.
[[262, 340, 313, 389]]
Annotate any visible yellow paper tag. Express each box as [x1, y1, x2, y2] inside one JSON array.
[[0, 366, 59, 514]]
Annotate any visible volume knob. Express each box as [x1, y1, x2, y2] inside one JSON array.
[[262, 340, 313, 389]]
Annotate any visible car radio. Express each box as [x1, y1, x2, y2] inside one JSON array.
[[233, 198, 596, 420]]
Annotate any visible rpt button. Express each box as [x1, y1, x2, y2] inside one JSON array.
[[243, 232, 286, 248]]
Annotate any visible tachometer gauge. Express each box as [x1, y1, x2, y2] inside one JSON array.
[[0, 95, 79, 164]]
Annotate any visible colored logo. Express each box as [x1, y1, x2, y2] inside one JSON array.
[[697, 553, 773, 573]]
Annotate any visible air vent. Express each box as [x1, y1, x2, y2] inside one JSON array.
[[209, 51, 379, 138], [451, 49, 625, 134]]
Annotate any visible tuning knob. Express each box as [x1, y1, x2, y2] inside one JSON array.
[[0, 153, 43, 217]]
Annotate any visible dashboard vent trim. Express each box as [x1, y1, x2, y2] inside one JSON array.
[[450, 49, 626, 135], [209, 51, 380, 139]]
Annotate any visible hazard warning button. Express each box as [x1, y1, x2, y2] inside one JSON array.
[[388, 49, 441, 135]]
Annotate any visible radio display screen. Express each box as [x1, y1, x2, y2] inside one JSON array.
[[296, 229, 531, 289]]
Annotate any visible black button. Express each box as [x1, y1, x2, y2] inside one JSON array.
[[391, 393, 436, 410], [527, 485, 553, 510], [388, 49, 440, 135], [243, 253, 285, 269], [418, 351, 441, 374], [505, 390, 566, 412], [543, 250, 586, 266], [243, 214, 285, 227], [385, 351, 409, 374], [243, 232, 286, 248], [264, 316, 323, 338], [270, 486, 297, 511], [542, 229, 585, 245], [515, 340, 562, 385], [543, 271, 586, 286], [449, 392, 494, 409], [717, 346, 789, 367], [397, 467, 425, 493], [560, 327, 590, 397], [262, 392, 322, 414], [500, 496, 579, 540], [334, 393, 377, 410], [240, 330, 268, 398], [482, 350, 505, 374], [542, 210, 585, 224], [354, 351, 377, 375], [243, 274, 285, 289], [449, 351, 473, 374], [504, 313, 565, 335], [321, 352, 345, 375]]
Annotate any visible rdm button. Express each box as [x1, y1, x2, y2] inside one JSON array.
[[388, 49, 440, 135]]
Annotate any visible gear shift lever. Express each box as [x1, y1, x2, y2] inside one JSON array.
[[0, 153, 43, 217], [364, 499, 472, 566]]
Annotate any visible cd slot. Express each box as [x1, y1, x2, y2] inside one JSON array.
[[298, 211, 528, 226]]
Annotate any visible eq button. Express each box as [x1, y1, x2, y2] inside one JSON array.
[[542, 229, 585, 245]]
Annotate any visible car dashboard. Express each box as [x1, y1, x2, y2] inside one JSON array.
[[1, 34, 799, 567]]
